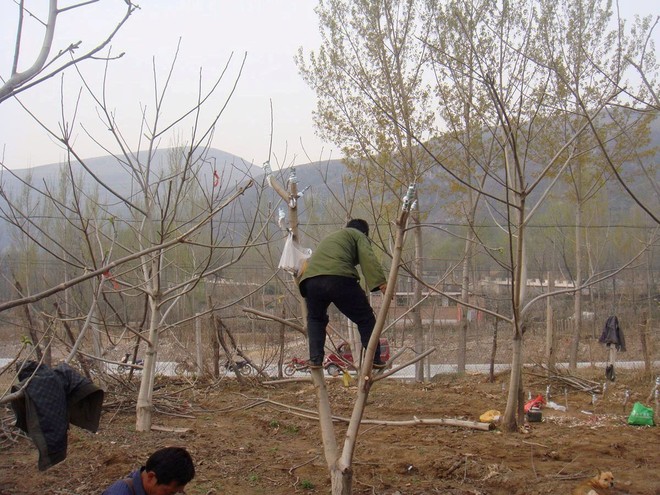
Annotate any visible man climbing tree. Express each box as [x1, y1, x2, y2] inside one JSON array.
[[299, 218, 388, 370]]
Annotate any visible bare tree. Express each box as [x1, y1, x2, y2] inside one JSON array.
[[0, 45, 272, 433], [315, 189, 419, 495]]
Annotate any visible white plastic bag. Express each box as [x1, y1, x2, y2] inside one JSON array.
[[278, 232, 312, 276]]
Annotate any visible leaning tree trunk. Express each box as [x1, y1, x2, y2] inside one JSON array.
[[314, 192, 414, 494]]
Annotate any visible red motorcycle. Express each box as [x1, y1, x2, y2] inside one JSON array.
[[284, 357, 311, 376], [323, 338, 391, 376]]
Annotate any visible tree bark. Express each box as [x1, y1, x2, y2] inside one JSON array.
[[136, 301, 159, 432], [488, 309, 499, 383], [13, 278, 43, 362], [502, 325, 523, 431], [413, 213, 425, 382], [640, 312, 650, 372], [330, 467, 353, 495], [570, 202, 583, 370], [546, 273, 556, 374]]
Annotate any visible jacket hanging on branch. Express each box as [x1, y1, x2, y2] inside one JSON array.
[[278, 232, 312, 277], [598, 315, 626, 382], [11, 361, 104, 470], [599, 315, 626, 351]]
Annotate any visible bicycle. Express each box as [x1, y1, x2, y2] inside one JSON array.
[[284, 357, 310, 376]]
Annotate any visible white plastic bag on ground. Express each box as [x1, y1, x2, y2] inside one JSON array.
[[278, 232, 312, 277]]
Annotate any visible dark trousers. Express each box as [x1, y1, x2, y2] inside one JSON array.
[[301, 275, 381, 364]]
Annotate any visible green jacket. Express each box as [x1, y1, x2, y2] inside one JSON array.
[[299, 227, 386, 292]]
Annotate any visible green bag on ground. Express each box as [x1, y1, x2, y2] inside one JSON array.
[[627, 402, 655, 426]]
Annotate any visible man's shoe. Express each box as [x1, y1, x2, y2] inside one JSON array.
[[305, 360, 323, 370], [373, 360, 387, 369]]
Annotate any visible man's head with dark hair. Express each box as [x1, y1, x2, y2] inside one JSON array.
[[346, 218, 369, 236], [142, 446, 195, 494]]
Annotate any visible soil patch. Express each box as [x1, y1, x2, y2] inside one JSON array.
[[1, 368, 658, 494]]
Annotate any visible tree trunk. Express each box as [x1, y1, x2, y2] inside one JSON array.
[[91, 314, 103, 370], [278, 307, 286, 378], [412, 214, 424, 382], [195, 316, 204, 375], [546, 273, 556, 374], [457, 239, 471, 374], [640, 312, 650, 372], [570, 143, 585, 370], [349, 320, 360, 368], [643, 249, 652, 372], [503, 187, 526, 432], [55, 302, 92, 379], [488, 310, 499, 383], [136, 301, 159, 432], [43, 322, 53, 368], [457, 154, 477, 376], [502, 326, 523, 432], [330, 467, 353, 495], [212, 315, 220, 379], [13, 278, 43, 362]]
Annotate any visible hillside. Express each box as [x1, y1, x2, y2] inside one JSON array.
[[0, 147, 256, 195], [0, 148, 258, 251], [0, 124, 657, 255]]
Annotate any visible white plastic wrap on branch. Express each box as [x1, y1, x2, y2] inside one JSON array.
[[278, 232, 312, 277], [402, 184, 416, 211]]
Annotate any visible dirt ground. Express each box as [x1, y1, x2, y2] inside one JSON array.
[[1, 365, 659, 495]]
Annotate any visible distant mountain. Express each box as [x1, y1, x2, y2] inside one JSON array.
[[0, 147, 260, 251], [0, 147, 257, 196], [1, 123, 657, 255]]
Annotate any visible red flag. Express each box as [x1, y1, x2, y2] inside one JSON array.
[[213, 170, 220, 187]]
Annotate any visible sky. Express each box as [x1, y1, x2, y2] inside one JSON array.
[[0, 1, 658, 171], [0, 0, 331, 170]]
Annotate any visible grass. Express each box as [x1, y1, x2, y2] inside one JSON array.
[[300, 479, 314, 490], [284, 424, 300, 435]]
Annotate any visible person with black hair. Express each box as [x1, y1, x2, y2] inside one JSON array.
[[299, 218, 388, 369], [102, 446, 195, 495]]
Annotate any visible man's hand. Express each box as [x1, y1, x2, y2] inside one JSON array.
[[379, 283, 387, 294]]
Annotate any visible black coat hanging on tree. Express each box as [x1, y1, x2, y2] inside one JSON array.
[[598, 315, 626, 381]]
